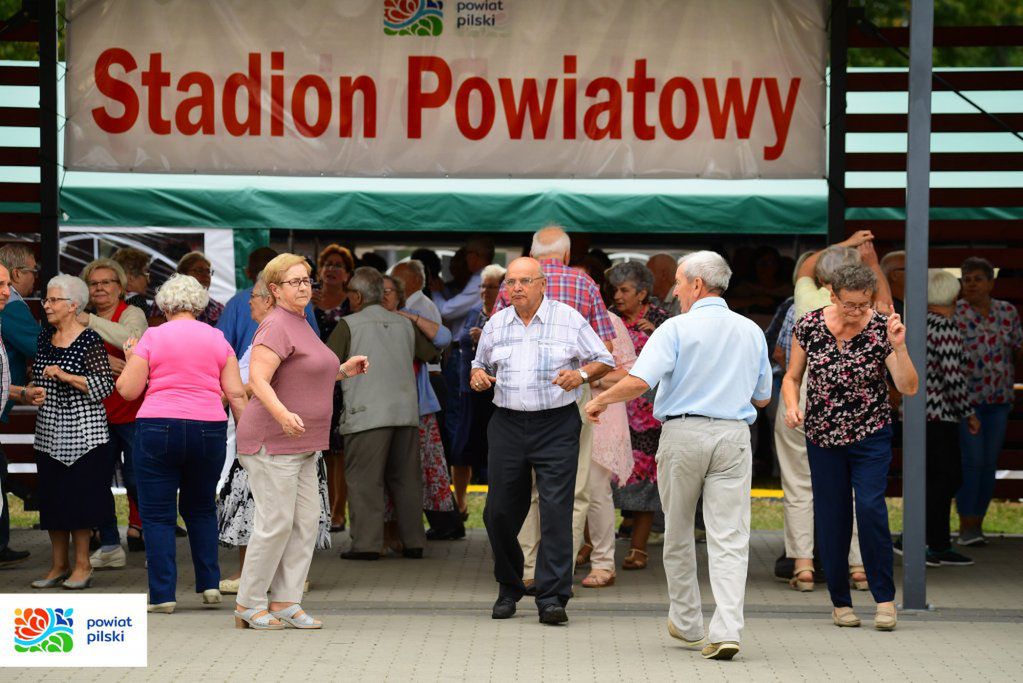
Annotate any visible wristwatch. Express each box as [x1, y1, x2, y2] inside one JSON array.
[[578, 369, 589, 383]]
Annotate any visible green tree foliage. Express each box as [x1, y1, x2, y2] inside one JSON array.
[[0, 0, 65, 61], [849, 0, 1023, 67]]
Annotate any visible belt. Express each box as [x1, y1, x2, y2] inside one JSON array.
[[665, 414, 711, 422]]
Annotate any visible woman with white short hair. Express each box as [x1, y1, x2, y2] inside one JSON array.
[[31, 275, 115, 590]]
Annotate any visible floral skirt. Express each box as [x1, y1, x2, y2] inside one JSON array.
[[217, 452, 332, 550], [386, 414, 455, 520]]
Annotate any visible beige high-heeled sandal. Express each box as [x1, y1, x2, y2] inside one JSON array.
[[622, 548, 648, 570], [789, 567, 814, 592], [849, 567, 869, 591]]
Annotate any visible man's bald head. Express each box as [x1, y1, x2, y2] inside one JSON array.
[[506, 257, 546, 315], [390, 261, 423, 294], [530, 226, 571, 262], [647, 253, 677, 301]]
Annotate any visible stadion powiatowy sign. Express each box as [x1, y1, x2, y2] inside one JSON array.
[[64, 0, 826, 179]]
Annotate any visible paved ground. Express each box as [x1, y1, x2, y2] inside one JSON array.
[[1, 526, 1021, 681]]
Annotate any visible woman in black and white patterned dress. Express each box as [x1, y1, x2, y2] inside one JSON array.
[[30, 275, 115, 591], [216, 276, 331, 595]]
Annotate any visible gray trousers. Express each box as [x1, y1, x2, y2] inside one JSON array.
[[344, 426, 426, 553]]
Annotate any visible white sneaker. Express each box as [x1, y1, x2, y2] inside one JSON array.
[[89, 546, 126, 570]]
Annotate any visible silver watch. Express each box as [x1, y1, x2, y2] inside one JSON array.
[[578, 369, 589, 383]]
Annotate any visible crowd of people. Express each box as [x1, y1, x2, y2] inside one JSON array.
[[0, 226, 1018, 657]]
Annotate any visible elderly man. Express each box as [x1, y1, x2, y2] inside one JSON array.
[[327, 267, 439, 561], [495, 226, 615, 591], [0, 263, 45, 566], [880, 250, 906, 316], [473, 257, 613, 625], [0, 244, 40, 424], [647, 253, 681, 316], [794, 230, 893, 318], [586, 251, 772, 661]]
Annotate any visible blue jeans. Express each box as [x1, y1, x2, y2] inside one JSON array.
[[957, 403, 1012, 518], [99, 422, 137, 547], [134, 418, 226, 604], [806, 426, 895, 608]]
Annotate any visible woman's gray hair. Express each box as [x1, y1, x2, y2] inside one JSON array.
[[47, 275, 89, 313], [928, 269, 961, 306], [154, 273, 210, 316], [349, 266, 384, 306], [252, 273, 270, 299], [680, 250, 731, 293], [814, 246, 860, 285], [830, 264, 877, 296], [607, 261, 655, 301], [481, 263, 507, 282]]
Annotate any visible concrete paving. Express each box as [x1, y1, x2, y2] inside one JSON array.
[[1, 526, 1021, 681]]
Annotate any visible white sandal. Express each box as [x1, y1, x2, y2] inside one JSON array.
[[234, 607, 284, 630], [270, 604, 322, 629]]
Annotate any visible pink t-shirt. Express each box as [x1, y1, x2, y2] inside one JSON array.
[[134, 319, 234, 421], [236, 306, 340, 456]]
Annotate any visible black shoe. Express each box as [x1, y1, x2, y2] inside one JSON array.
[[928, 548, 974, 566], [340, 550, 380, 561], [175, 525, 188, 538], [892, 535, 904, 556], [402, 548, 423, 559], [492, 597, 516, 619], [0, 547, 30, 566], [538, 604, 568, 625], [426, 526, 466, 541], [329, 523, 346, 533], [88, 531, 101, 552], [127, 526, 145, 552]]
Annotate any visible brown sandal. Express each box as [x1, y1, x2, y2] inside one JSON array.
[[622, 548, 648, 570], [849, 567, 869, 592], [581, 569, 616, 588], [576, 543, 593, 568], [789, 567, 814, 592]]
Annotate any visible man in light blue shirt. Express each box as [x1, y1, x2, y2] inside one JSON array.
[[586, 251, 771, 661]]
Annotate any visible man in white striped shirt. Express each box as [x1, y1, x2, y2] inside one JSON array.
[[471, 257, 613, 625]]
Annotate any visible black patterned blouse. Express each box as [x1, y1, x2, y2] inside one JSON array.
[[33, 328, 114, 465], [795, 309, 893, 448]]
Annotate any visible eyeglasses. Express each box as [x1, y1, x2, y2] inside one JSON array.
[[249, 291, 270, 300], [382, 287, 396, 294], [279, 277, 314, 288], [141, 270, 151, 278], [87, 279, 119, 288], [505, 277, 545, 288], [16, 266, 39, 275], [839, 300, 873, 312], [42, 297, 71, 305]]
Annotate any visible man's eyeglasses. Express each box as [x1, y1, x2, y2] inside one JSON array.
[[16, 266, 39, 275], [382, 287, 396, 294], [87, 279, 119, 289], [839, 300, 873, 312], [505, 277, 544, 288], [42, 297, 71, 305], [279, 277, 314, 288]]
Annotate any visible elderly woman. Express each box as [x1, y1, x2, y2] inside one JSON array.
[[453, 263, 506, 517], [580, 309, 636, 588], [150, 251, 223, 326], [116, 274, 247, 613], [783, 263, 918, 631], [30, 275, 114, 590], [217, 276, 333, 593], [954, 257, 1023, 546], [234, 253, 368, 630], [606, 261, 669, 570], [112, 246, 152, 311], [311, 244, 355, 532], [79, 258, 148, 568], [381, 274, 461, 541]]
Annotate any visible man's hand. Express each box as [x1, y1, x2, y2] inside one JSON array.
[[887, 313, 906, 347], [840, 229, 874, 248], [552, 369, 584, 393], [584, 397, 607, 424], [23, 385, 45, 406], [469, 327, 482, 344], [470, 368, 497, 392]]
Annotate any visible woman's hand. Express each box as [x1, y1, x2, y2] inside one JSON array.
[[784, 405, 804, 429], [469, 327, 482, 344], [122, 337, 138, 361], [887, 313, 906, 347], [342, 355, 370, 378], [41, 365, 66, 383], [635, 318, 655, 334], [277, 411, 306, 437], [108, 354, 126, 378], [967, 414, 981, 435]]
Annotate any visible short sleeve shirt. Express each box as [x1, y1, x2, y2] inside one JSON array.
[[954, 298, 1023, 406], [795, 309, 893, 447], [236, 306, 340, 455]]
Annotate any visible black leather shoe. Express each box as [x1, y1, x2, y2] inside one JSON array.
[[175, 525, 188, 538], [538, 604, 568, 625], [340, 550, 380, 561], [402, 548, 423, 559], [426, 526, 466, 541], [0, 547, 30, 566], [492, 597, 516, 619]]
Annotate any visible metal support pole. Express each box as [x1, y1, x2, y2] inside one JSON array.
[[902, 0, 934, 611], [37, 0, 60, 281], [826, 0, 849, 244]]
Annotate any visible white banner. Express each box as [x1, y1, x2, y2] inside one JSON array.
[[65, 0, 826, 179]]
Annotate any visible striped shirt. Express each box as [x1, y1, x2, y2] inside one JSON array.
[[472, 297, 614, 412]]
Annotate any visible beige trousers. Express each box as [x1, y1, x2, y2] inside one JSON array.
[[775, 379, 862, 566], [520, 385, 592, 581], [585, 461, 616, 571], [236, 448, 319, 611]]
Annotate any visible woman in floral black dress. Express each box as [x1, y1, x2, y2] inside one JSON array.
[[782, 263, 918, 631]]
